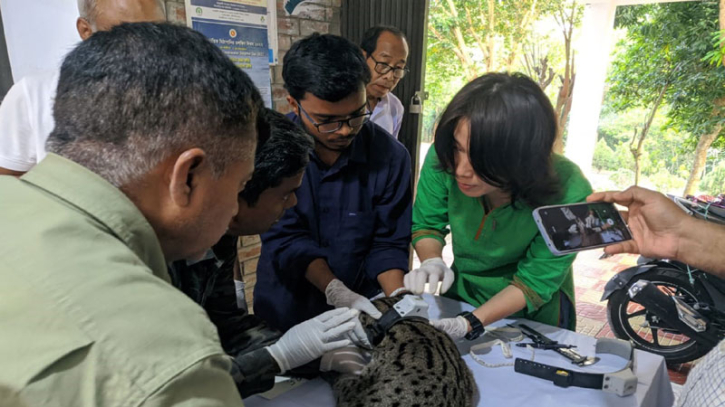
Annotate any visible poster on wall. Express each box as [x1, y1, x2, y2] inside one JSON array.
[[185, 0, 272, 106], [267, 0, 279, 65]]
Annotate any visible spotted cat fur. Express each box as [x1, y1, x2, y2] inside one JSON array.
[[329, 295, 477, 407]]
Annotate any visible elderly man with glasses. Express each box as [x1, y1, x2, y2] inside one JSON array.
[[360, 25, 410, 139], [252, 33, 413, 334]]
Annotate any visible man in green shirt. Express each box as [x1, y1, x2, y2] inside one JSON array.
[[0, 23, 362, 407]]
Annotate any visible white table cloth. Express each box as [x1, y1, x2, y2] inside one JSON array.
[[245, 294, 674, 407]]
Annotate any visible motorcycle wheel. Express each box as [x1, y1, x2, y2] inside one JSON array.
[[606, 267, 715, 365]]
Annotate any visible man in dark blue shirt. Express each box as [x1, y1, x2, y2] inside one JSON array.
[[254, 33, 413, 332], [169, 109, 370, 397]]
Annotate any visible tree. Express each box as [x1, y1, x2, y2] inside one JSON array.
[[551, 0, 583, 153], [672, 1, 725, 195], [428, 0, 565, 80], [523, 0, 583, 154], [607, 2, 725, 193], [425, 0, 581, 145], [606, 5, 677, 185]]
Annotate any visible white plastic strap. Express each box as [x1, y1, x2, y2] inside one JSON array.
[[470, 340, 535, 368], [468, 326, 530, 368]]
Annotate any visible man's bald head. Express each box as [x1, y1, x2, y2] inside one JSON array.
[[76, 0, 166, 40]]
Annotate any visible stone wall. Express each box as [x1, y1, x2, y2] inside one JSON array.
[[165, 0, 186, 25], [237, 235, 262, 312], [164, 0, 337, 311], [271, 0, 341, 114]]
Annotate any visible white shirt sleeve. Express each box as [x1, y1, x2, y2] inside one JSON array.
[[390, 93, 405, 139], [0, 79, 36, 171], [675, 339, 725, 407], [0, 71, 58, 172]]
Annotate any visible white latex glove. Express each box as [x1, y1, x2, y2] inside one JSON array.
[[320, 346, 372, 375], [429, 316, 470, 341], [325, 279, 382, 320], [404, 257, 455, 295], [266, 308, 358, 373], [347, 314, 373, 349]]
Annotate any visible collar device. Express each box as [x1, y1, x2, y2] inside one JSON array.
[[365, 295, 429, 346], [515, 337, 637, 397]]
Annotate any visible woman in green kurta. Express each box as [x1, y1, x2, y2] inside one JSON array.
[[405, 73, 592, 334]]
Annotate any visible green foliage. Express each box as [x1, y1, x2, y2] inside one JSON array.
[[648, 168, 687, 193], [596, 104, 696, 175], [608, 168, 635, 187], [592, 138, 616, 170], [703, 30, 725, 67], [700, 160, 725, 195], [599, 1, 725, 193], [595, 100, 704, 194], [423, 0, 579, 142], [597, 105, 646, 148], [611, 2, 725, 143], [592, 137, 635, 172]]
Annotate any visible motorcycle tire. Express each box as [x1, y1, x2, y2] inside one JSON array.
[[606, 267, 716, 365]]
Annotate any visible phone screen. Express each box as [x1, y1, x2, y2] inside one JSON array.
[[536, 202, 632, 253]]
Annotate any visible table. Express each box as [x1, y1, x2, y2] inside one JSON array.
[[245, 294, 674, 407]]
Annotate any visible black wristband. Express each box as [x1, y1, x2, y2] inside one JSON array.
[[457, 311, 485, 340]]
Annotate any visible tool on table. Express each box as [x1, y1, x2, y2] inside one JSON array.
[[514, 338, 638, 397], [515, 342, 577, 350], [512, 323, 599, 366]]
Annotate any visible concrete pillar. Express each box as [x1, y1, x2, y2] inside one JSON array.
[[564, 1, 618, 175]]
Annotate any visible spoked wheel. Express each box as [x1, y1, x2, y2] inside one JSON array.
[[606, 268, 715, 364]]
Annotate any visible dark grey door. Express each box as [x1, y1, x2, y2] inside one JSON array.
[[0, 8, 14, 101], [341, 0, 429, 175]]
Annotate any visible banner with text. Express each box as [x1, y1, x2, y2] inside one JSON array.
[[186, 0, 272, 106]]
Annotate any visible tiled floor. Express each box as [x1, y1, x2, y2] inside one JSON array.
[[571, 249, 694, 385]]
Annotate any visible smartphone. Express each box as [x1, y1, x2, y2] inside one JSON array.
[[532, 202, 633, 256]]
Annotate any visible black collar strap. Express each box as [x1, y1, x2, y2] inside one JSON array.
[[514, 337, 637, 397], [365, 307, 429, 346]]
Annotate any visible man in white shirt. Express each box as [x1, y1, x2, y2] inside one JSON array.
[[360, 26, 409, 139], [0, 0, 166, 176]]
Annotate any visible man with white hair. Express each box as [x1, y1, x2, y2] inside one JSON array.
[[0, 0, 166, 176]]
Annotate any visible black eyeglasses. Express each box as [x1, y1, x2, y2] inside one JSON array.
[[296, 101, 371, 134], [368, 55, 409, 79]]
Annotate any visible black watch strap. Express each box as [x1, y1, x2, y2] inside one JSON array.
[[457, 311, 484, 340]]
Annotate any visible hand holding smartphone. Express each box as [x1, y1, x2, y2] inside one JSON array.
[[533, 202, 632, 256]]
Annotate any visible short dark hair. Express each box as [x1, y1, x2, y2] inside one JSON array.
[[47, 22, 261, 187], [434, 72, 561, 208], [282, 33, 371, 102], [360, 25, 407, 55], [239, 109, 314, 206]]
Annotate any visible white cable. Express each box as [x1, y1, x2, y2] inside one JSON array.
[[469, 341, 535, 368]]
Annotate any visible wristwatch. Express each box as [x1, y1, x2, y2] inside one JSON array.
[[457, 311, 485, 340]]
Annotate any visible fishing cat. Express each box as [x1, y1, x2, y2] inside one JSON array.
[[329, 295, 477, 407]]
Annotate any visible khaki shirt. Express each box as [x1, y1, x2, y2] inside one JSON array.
[[0, 154, 244, 407]]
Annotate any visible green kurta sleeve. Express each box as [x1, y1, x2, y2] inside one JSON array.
[[511, 156, 593, 314], [512, 235, 578, 312], [412, 146, 451, 246]]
